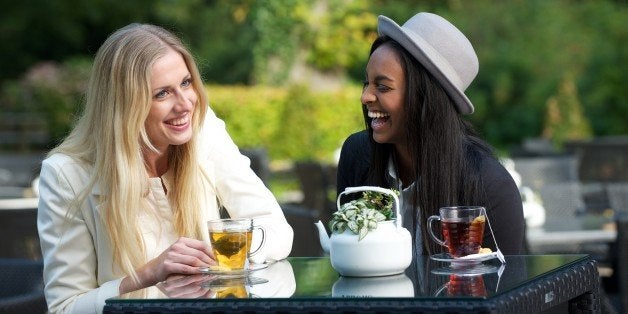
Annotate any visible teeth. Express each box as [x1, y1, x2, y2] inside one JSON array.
[[167, 114, 189, 126], [368, 111, 390, 118]]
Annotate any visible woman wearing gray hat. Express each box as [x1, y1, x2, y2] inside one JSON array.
[[336, 12, 525, 258]]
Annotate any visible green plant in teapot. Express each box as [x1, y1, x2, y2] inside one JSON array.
[[329, 190, 399, 240]]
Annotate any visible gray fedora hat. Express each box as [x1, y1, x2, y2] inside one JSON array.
[[378, 12, 478, 114]]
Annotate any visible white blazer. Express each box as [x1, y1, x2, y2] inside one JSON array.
[[37, 109, 294, 313]]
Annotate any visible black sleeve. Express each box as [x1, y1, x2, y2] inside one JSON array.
[[481, 156, 526, 255], [336, 131, 371, 198]]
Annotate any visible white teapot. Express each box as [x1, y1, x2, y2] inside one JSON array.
[[314, 186, 412, 277]]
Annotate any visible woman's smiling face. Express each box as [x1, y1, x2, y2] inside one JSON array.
[[361, 43, 407, 146], [145, 47, 197, 152]]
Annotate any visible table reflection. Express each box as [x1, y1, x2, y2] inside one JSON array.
[[437, 274, 487, 297], [113, 255, 588, 302], [426, 259, 507, 298], [332, 273, 414, 297], [107, 255, 598, 314], [119, 259, 296, 300]]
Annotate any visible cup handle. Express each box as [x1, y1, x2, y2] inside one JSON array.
[[427, 215, 446, 247], [249, 226, 266, 257]]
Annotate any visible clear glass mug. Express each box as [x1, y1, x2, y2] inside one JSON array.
[[207, 218, 266, 271], [427, 206, 486, 258]]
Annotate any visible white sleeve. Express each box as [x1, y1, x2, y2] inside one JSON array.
[[37, 157, 122, 314], [199, 108, 294, 261]]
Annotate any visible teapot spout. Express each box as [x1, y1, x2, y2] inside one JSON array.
[[314, 220, 331, 254]]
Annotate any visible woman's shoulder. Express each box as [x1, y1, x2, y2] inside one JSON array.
[[477, 153, 522, 209], [341, 130, 370, 150], [44, 153, 83, 167], [478, 154, 514, 183], [42, 153, 92, 178], [339, 130, 370, 161]]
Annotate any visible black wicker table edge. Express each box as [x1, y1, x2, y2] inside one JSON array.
[[104, 257, 600, 314]]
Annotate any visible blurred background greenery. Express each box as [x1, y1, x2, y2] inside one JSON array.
[[1, 0, 626, 161]]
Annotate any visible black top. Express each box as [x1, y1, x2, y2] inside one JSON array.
[[336, 130, 526, 255]]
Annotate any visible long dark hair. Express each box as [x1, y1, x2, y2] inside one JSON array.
[[363, 36, 494, 255]]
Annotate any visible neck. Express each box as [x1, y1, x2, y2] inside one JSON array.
[[144, 147, 170, 178], [394, 145, 415, 187]]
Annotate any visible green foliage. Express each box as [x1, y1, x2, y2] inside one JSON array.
[[155, 0, 259, 84], [251, 0, 303, 85], [1, 0, 626, 156], [208, 85, 286, 150], [575, 1, 628, 136], [1, 58, 91, 148], [0, 0, 158, 83], [329, 190, 399, 240], [542, 75, 593, 148], [297, 1, 377, 71], [207, 84, 364, 161], [272, 85, 364, 161], [450, 0, 627, 151]]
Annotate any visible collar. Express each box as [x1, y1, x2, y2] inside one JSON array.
[[90, 168, 173, 195]]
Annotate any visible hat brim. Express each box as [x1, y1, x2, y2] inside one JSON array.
[[378, 15, 474, 114]]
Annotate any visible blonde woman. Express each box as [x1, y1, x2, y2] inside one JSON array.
[[37, 23, 293, 313]]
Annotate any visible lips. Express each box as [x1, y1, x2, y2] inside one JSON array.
[[165, 113, 190, 126], [368, 110, 390, 130]]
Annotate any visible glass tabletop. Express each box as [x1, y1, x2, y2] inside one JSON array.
[[110, 254, 590, 301]]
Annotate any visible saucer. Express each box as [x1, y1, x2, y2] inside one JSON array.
[[431, 263, 501, 276], [198, 262, 270, 278], [429, 252, 499, 266], [201, 276, 269, 288]]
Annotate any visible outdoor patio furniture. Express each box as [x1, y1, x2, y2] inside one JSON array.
[[565, 136, 628, 183], [512, 155, 579, 192], [294, 161, 337, 223], [537, 182, 587, 230], [239, 148, 271, 186], [281, 204, 324, 257], [0, 198, 41, 259], [0, 258, 46, 314], [607, 182, 628, 216]]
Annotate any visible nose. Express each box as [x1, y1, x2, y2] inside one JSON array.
[[174, 88, 195, 111], [361, 86, 375, 106]]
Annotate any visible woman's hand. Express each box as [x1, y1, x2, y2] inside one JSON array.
[[120, 237, 215, 294]]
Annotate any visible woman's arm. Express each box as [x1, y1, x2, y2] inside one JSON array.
[[38, 156, 121, 314], [39, 156, 216, 313], [199, 108, 294, 261], [481, 156, 526, 255]]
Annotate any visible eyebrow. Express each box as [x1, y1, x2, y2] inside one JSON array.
[[152, 74, 192, 93], [367, 74, 395, 84]]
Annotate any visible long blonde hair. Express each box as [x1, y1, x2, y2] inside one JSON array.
[[50, 23, 208, 280]]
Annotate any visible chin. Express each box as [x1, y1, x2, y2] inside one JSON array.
[[372, 134, 391, 144], [171, 135, 193, 146]]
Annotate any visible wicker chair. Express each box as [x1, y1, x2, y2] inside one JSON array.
[[512, 155, 579, 192], [607, 182, 628, 216], [0, 258, 47, 313]]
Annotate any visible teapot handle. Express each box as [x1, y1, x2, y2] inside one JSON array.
[[337, 186, 402, 230]]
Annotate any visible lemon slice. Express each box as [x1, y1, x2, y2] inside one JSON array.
[[472, 215, 486, 224], [478, 247, 492, 254]]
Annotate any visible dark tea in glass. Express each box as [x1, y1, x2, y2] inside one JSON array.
[[441, 215, 486, 257], [446, 274, 487, 297], [427, 206, 486, 258]]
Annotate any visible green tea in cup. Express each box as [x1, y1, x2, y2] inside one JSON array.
[[207, 218, 265, 271]]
